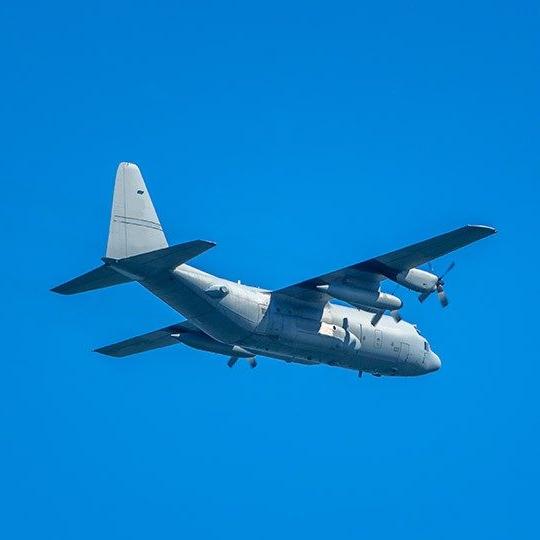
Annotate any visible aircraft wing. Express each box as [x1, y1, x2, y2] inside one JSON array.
[[275, 225, 496, 302], [95, 320, 202, 357]]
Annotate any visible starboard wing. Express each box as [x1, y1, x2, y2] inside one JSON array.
[[274, 225, 496, 302]]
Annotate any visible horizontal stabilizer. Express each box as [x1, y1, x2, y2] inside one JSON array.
[[104, 239, 216, 278], [51, 265, 132, 295], [95, 321, 200, 357], [53, 240, 215, 295]]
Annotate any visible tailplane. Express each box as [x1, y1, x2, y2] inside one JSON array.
[[52, 162, 215, 295], [51, 265, 132, 295]]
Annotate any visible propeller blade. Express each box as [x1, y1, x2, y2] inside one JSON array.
[[418, 289, 434, 303], [227, 356, 238, 368], [370, 311, 384, 326], [391, 310, 402, 323], [419, 263, 454, 308], [247, 357, 257, 369], [439, 261, 455, 280], [437, 286, 449, 308]]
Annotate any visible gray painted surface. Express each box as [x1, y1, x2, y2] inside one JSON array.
[[106, 163, 168, 259], [54, 162, 496, 378]]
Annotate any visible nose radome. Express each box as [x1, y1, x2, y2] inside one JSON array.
[[428, 352, 441, 372]]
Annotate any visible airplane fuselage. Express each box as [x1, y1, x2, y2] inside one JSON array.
[[53, 163, 495, 375], [142, 264, 441, 377]]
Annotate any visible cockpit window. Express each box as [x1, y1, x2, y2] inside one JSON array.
[[424, 341, 430, 351], [414, 325, 423, 336]]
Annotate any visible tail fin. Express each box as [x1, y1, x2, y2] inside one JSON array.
[[106, 162, 168, 259], [52, 162, 216, 295]]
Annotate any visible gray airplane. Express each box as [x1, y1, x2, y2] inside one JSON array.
[[53, 163, 496, 377]]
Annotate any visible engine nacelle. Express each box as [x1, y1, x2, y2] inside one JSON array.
[[395, 268, 438, 292], [318, 283, 402, 311]]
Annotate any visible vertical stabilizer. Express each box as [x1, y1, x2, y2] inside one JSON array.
[[106, 162, 168, 259], [52, 162, 216, 295]]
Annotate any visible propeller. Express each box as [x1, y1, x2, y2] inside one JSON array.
[[370, 282, 403, 326], [371, 309, 402, 327], [418, 262, 455, 307], [227, 356, 257, 368]]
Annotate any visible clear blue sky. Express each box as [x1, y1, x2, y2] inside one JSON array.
[[1, 2, 538, 539]]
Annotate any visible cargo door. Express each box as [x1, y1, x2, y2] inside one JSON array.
[[399, 342, 410, 362]]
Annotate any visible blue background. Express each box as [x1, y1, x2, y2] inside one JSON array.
[[1, 1, 538, 538]]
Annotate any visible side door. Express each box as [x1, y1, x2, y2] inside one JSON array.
[[399, 342, 410, 362], [374, 329, 383, 349]]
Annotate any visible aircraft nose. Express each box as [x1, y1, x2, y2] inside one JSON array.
[[426, 351, 441, 373]]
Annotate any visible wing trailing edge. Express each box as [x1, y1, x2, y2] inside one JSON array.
[[274, 224, 496, 301]]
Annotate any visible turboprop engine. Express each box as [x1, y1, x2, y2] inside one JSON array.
[[317, 283, 402, 311], [394, 263, 456, 307], [394, 268, 438, 292]]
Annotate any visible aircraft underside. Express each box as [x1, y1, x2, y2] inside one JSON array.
[[52, 162, 494, 379], [137, 267, 439, 377]]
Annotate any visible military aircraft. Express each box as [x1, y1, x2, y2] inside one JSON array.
[[52, 163, 496, 377]]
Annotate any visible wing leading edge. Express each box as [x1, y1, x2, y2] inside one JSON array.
[[275, 225, 496, 301]]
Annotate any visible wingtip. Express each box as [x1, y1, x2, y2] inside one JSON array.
[[199, 239, 217, 248], [94, 347, 117, 357], [51, 285, 68, 295], [467, 224, 497, 235]]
